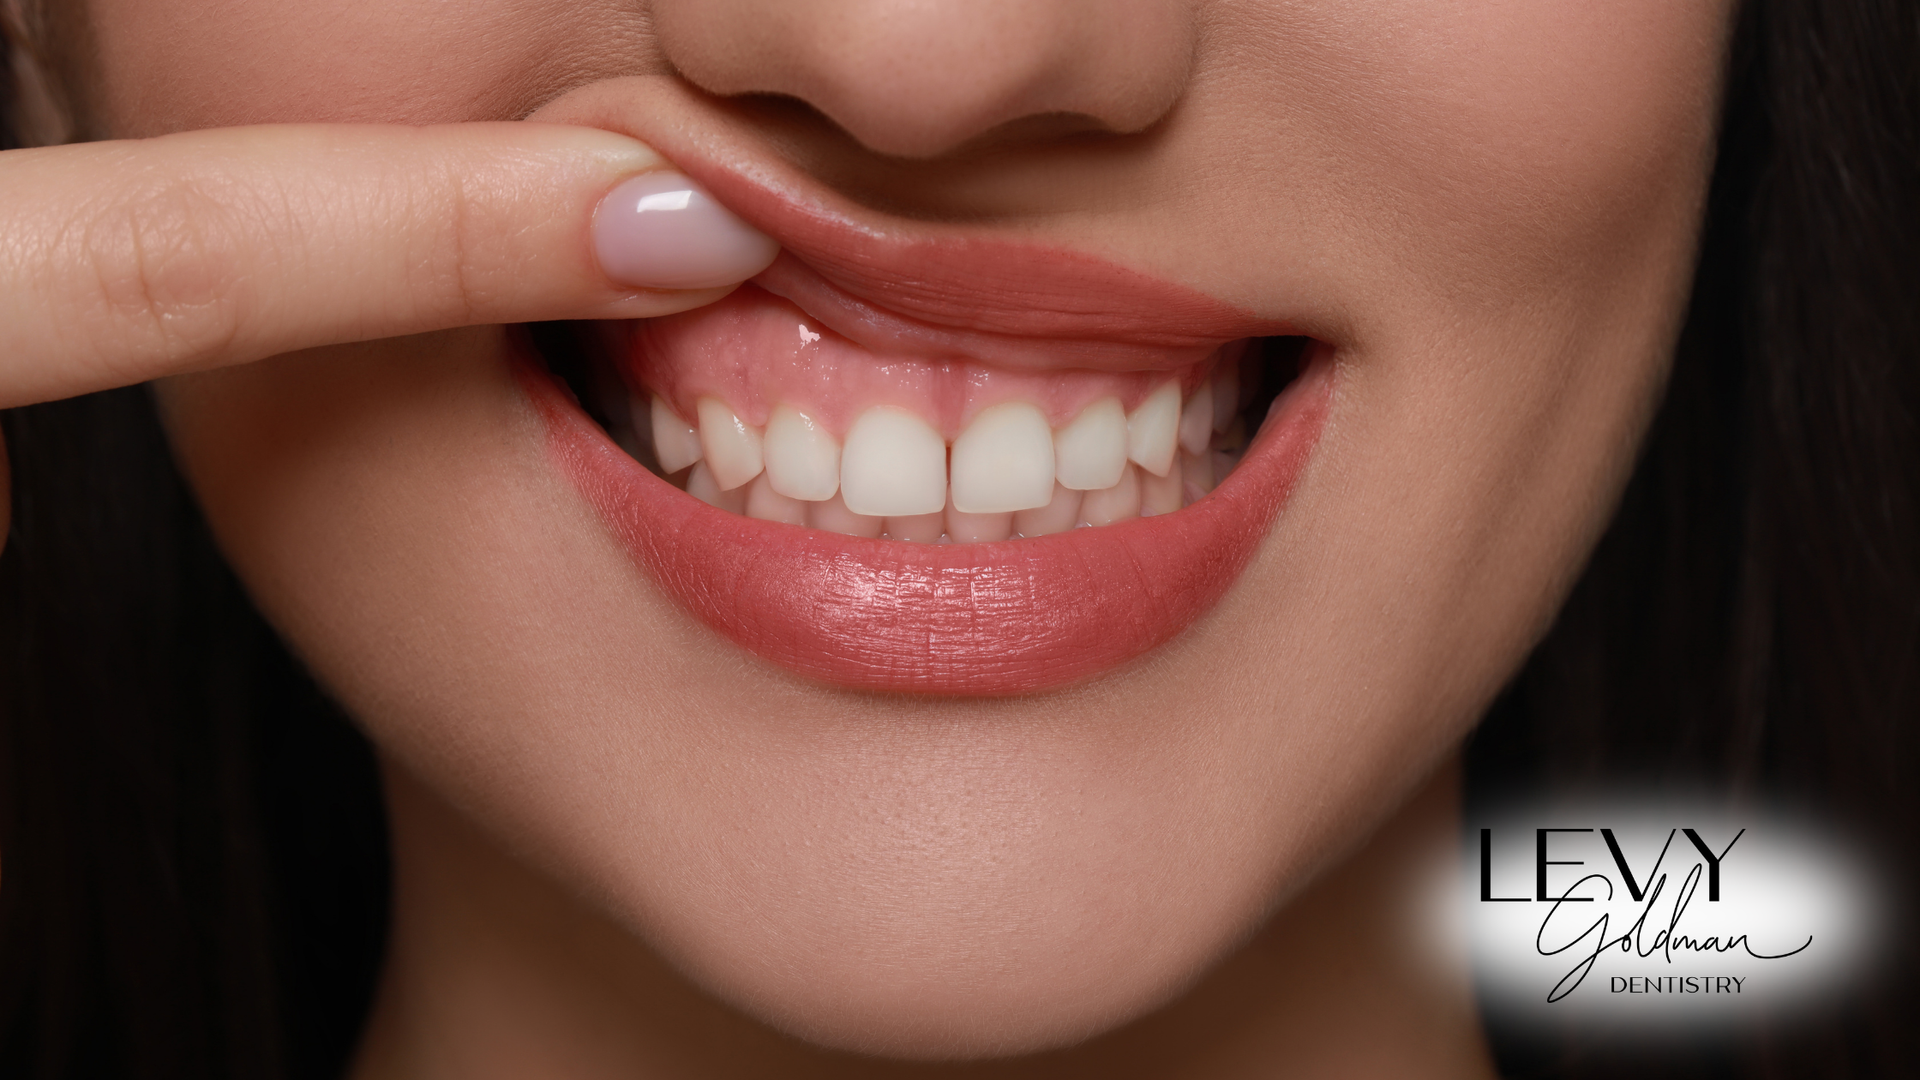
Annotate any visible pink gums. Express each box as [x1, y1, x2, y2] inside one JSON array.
[[633, 286, 1220, 437], [524, 347, 1333, 695]]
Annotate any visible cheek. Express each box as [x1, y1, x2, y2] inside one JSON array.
[[1198, 0, 1730, 315], [1325, 0, 1730, 302], [86, 0, 652, 132]]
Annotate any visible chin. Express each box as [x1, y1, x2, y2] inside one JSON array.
[[653, 900, 1238, 1060]]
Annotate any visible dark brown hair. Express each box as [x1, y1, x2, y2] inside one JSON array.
[[2, 0, 1915, 1076]]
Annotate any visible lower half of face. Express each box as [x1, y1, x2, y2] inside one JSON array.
[[133, 0, 1729, 1057]]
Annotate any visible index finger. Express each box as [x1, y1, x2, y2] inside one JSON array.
[[0, 123, 760, 408]]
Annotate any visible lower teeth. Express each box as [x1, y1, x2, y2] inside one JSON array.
[[536, 325, 1301, 544]]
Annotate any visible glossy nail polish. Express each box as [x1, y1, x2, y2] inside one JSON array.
[[593, 172, 779, 290]]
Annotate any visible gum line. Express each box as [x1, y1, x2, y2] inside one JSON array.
[[630, 286, 1223, 439]]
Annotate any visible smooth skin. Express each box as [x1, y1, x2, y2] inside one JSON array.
[[8, 0, 1734, 1074], [0, 122, 743, 521]]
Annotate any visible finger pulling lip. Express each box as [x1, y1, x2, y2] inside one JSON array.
[[520, 88, 1331, 692], [532, 79, 1297, 368], [521, 343, 1333, 696]]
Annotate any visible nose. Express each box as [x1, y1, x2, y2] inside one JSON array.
[[649, 0, 1199, 159]]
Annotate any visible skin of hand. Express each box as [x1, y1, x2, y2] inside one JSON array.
[[0, 121, 757, 538]]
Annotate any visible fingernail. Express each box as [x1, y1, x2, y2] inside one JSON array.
[[593, 172, 780, 291]]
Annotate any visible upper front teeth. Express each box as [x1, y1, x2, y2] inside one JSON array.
[[840, 407, 947, 517], [651, 372, 1233, 538], [950, 401, 1056, 514]]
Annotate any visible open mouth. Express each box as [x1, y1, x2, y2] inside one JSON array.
[[552, 286, 1299, 541], [517, 177, 1332, 695]]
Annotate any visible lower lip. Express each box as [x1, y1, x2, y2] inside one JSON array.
[[519, 346, 1333, 695]]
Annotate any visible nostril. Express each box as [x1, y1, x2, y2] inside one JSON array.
[[732, 94, 1131, 163], [651, 0, 1197, 160]]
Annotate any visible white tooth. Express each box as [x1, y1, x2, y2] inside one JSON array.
[[807, 491, 883, 538], [885, 512, 946, 543], [1012, 483, 1083, 537], [686, 462, 745, 514], [1052, 397, 1128, 491], [1079, 464, 1141, 526], [950, 401, 1055, 513], [946, 502, 1013, 543], [840, 407, 947, 517], [763, 404, 840, 502], [745, 473, 808, 526], [1182, 449, 1215, 501], [696, 397, 763, 491], [1141, 463, 1182, 516], [1126, 382, 1180, 478], [1212, 364, 1239, 432], [646, 396, 703, 474], [1178, 382, 1213, 456]]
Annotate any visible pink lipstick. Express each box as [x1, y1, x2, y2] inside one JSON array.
[[527, 158, 1332, 693]]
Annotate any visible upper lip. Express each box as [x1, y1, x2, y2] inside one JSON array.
[[535, 78, 1296, 369], [702, 170, 1297, 371]]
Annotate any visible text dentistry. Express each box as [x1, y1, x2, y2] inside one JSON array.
[[1610, 976, 1749, 994]]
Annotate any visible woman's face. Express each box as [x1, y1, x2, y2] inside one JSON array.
[[101, 0, 1728, 1058]]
